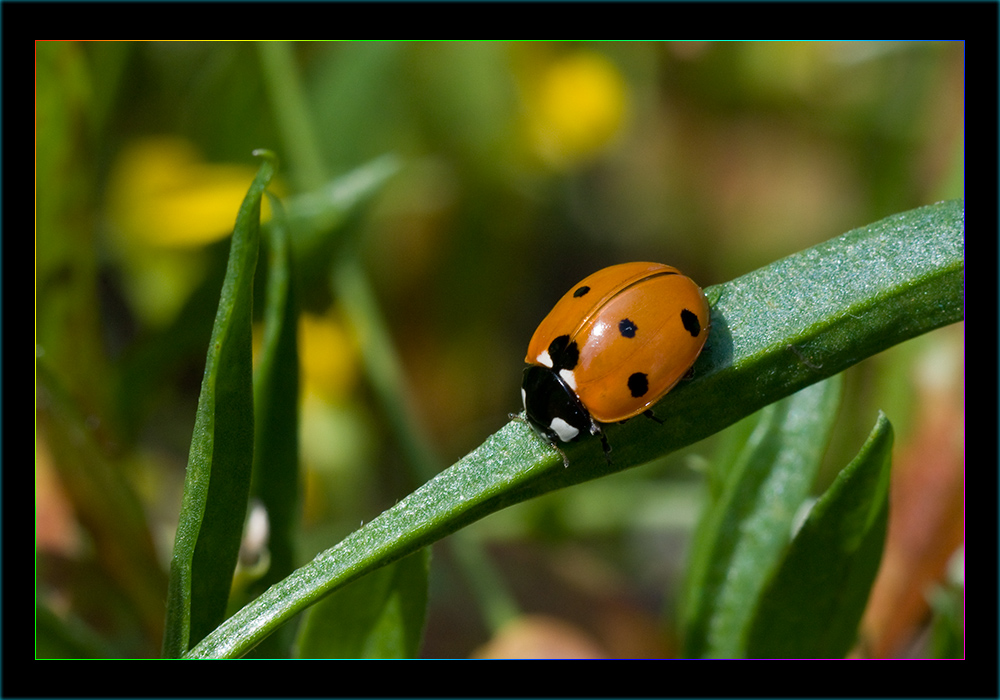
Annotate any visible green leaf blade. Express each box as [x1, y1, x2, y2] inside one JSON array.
[[239, 194, 302, 657], [745, 413, 894, 659], [680, 375, 843, 658], [294, 549, 430, 659], [666, 199, 963, 452], [162, 154, 275, 657], [185, 201, 960, 659]]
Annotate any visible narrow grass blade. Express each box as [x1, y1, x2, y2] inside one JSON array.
[[241, 194, 301, 657], [161, 153, 275, 657]]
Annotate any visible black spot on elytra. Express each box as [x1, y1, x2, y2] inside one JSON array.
[[548, 335, 580, 371], [573, 285, 591, 298], [618, 318, 638, 338], [681, 308, 701, 337], [627, 372, 649, 398]]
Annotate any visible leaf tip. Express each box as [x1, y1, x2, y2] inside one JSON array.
[[252, 149, 279, 168]]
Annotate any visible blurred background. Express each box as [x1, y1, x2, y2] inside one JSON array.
[[36, 41, 964, 658]]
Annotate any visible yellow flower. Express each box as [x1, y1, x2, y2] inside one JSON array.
[[524, 51, 629, 168], [297, 311, 359, 403], [104, 137, 276, 327], [108, 136, 272, 248]]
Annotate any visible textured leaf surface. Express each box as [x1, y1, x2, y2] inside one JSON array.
[[187, 200, 962, 658], [162, 154, 275, 657]]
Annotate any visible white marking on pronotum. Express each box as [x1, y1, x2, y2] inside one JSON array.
[[549, 417, 579, 442]]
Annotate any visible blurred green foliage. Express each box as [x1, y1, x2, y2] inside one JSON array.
[[36, 41, 963, 659]]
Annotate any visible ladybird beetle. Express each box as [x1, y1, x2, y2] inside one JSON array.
[[521, 262, 710, 462]]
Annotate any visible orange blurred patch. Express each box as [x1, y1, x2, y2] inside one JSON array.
[[857, 329, 964, 658]]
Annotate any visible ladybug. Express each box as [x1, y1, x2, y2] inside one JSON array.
[[521, 262, 710, 463]]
